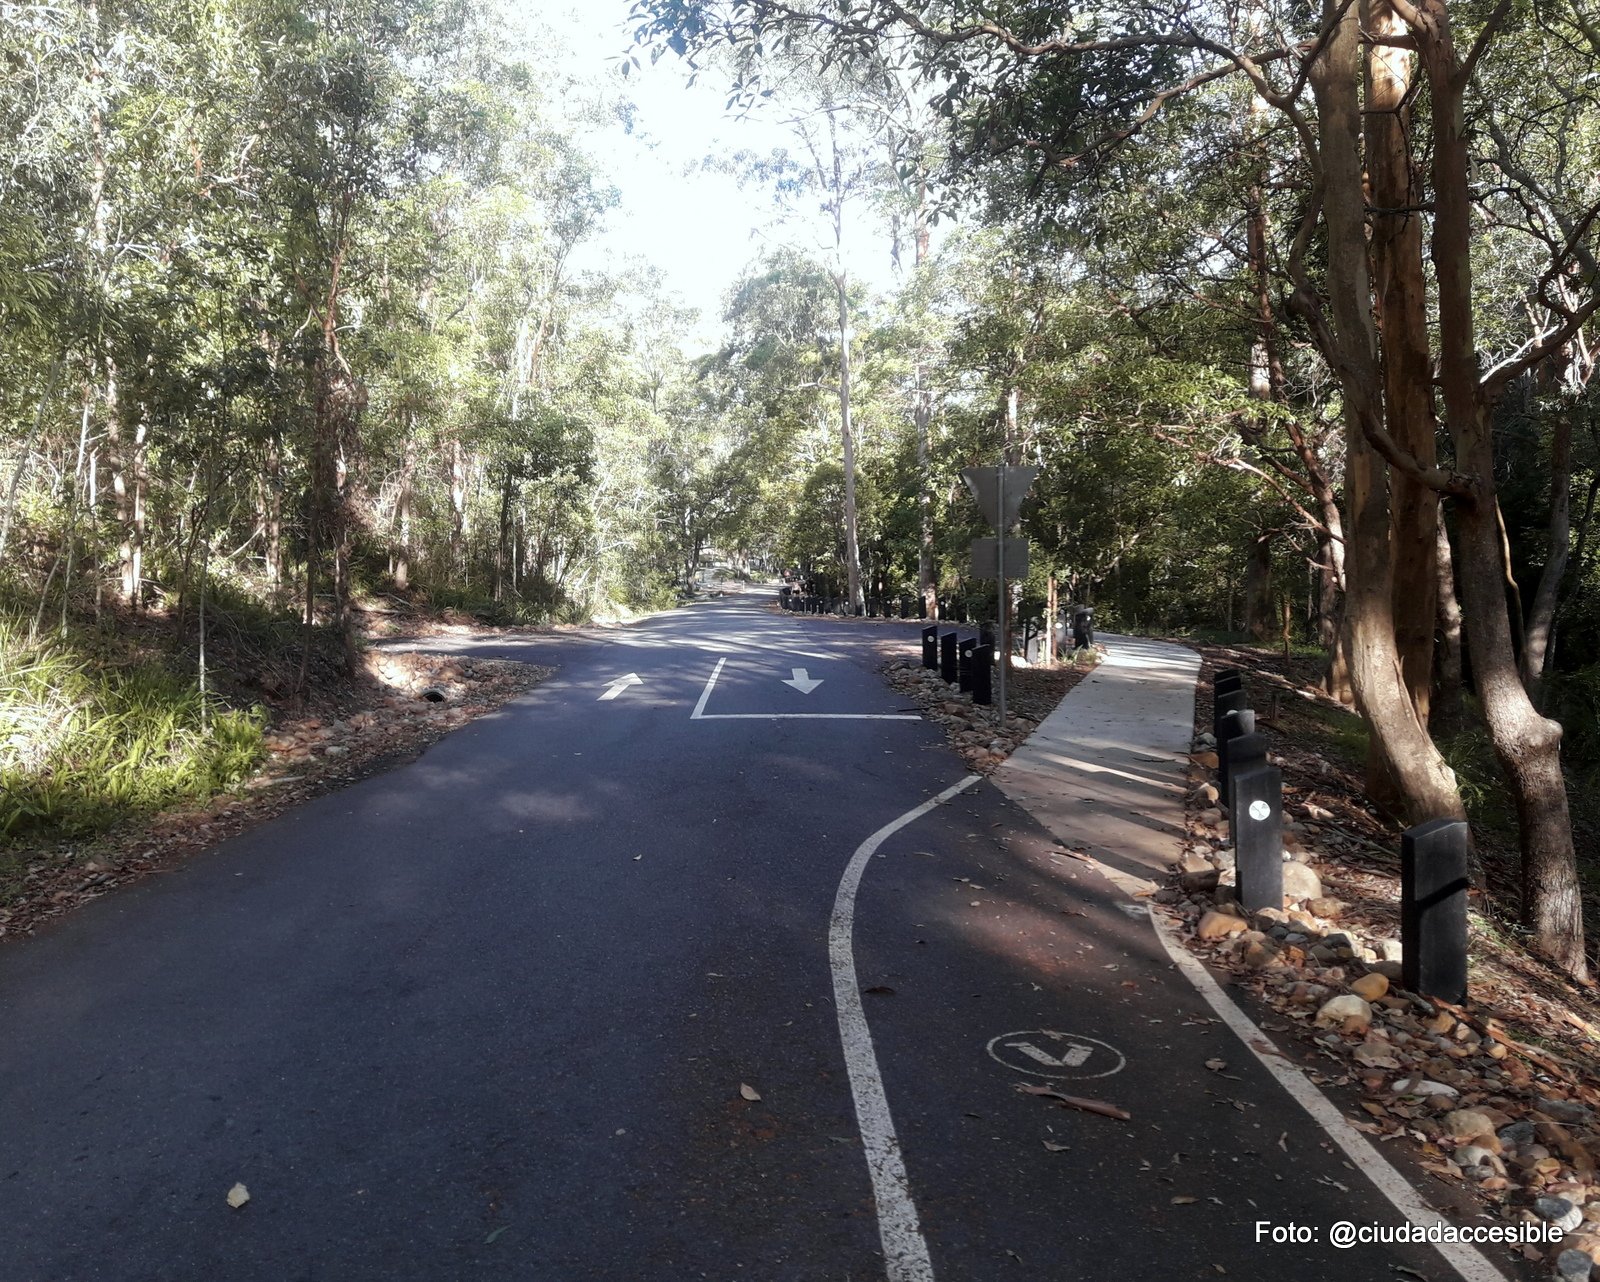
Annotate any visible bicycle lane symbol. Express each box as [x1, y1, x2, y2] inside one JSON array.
[[986, 1030, 1127, 1080]]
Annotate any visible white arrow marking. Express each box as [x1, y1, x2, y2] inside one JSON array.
[[1007, 1041, 1093, 1069], [598, 673, 643, 701], [783, 667, 824, 695]]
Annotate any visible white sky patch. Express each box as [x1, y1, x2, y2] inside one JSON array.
[[531, 1, 913, 349]]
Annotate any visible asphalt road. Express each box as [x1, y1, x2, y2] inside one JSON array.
[[0, 594, 1503, 1281]]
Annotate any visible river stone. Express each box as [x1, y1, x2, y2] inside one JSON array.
[[1350, 973, 1389, 1002], [1281, 862, 1323, 902], [1443, 1109, 1496, 1141], [1314, 994, 1372, 1033], [1196, 911, 1249, 941], [1537, 1197, 1584, 1233]]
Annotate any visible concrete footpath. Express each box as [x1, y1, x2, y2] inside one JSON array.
[[994, 632, 1201, 883]]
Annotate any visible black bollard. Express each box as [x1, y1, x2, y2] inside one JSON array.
[[1233, 762, 1285, 912], [1401, 819, 1470, 1004], [958, 637, 977, 693], [921, 625, 939, 669], [1071, 606, 1095, 649], [939, 631, 958, 684], [972, 643, 994, 705], [1213, 684, 1248, 746], [1224, 729, 1267, 814], [1217, 709, 1257, 807]]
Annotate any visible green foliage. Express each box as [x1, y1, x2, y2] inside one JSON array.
[[0, 622, 265, 842]]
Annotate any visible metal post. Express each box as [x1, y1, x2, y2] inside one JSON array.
[[1233, 763, 1284, 912], [997, 462, 1007, 727], [1217, 708, 1256, 807], [1213, 684, 1248, 748], [972, 643, 993, 704], [958, 637, 976, 693], [921, 625, 939, 669], [1224, 730, 1268, 815], [1401, 818, 1470, 1003]]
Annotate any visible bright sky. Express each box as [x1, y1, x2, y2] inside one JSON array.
[[536, 1, 910, 349]]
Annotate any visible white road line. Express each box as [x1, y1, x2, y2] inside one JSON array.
[[697, 713, 921, 721], [690, 657, 726, 720], [1089, 864, 1505, 1282], [831, 774, 982, 1282]]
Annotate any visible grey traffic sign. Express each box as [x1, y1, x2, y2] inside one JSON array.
[[970, 536, 1030, 581], [962, 466, 1038, 531]]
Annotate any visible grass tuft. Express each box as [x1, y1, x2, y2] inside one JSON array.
[[0, 621, 264, 842]]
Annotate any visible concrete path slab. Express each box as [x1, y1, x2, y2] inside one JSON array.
[[994, 632, 1201, 881]]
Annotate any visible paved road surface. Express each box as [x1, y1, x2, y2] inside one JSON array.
[[0, 594, 1506, 1280]]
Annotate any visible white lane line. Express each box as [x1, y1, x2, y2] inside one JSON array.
[[1089, 864, 1505, 1282], [690, 658, 726, 720], [831, 774, 982, 1282], [697, 713, 921, 721]]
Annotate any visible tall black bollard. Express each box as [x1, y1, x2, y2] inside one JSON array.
[[921, 625, 939, 669], [1401, 819, 1470, 1004], [1217, 709, 1257, 807], [1233, 762, 1285, 912], [1224, 729, 1267, 813], [972, 643, 994, 705], [958, 637, 977, 693], [1213, 684, 1248, 746], [939, 631, 958, 684]]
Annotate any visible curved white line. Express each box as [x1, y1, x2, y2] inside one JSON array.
[[830, 774, 982, 1282], [1088, 861, 1505, 1282]]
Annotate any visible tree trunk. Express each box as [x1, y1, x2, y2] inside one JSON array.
[[834, 271, 864, 614], [262, 439, 284, 592], [1244, 534, 1274, 641], [1433, 509, 1465, 730], [1366, 0, 1439, 728], [913, 182, 937, 621], [1519, 409, 1573, 706], [494, 470, 514, 603], [1309, 0, 1466, 827], [394, 431, 415, 591], [449, 438, 467, 573], [1413, 0, 1586, 979]]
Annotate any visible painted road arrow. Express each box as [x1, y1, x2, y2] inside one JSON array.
[[782, 667, 823, 695], [597, 673, 644, 701]]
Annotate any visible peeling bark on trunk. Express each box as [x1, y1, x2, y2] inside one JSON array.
[[1308, 0, 1466, 827], [1366, 0, 1439, 728]]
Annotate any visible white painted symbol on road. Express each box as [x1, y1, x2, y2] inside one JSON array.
[[1010, 1041, 1093, 1068], [1117, 902, 1148, 919], [986, 1030, 1127, 1080], [782, 667, 824, 694], [597, 673, 644, 701]]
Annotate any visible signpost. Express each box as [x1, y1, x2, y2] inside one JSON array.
[[962, 464, 1039, 727]]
